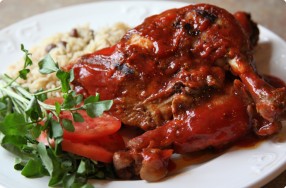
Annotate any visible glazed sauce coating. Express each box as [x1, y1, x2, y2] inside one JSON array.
[[69, 3, 286, 181], [72, 4, 253, 131]]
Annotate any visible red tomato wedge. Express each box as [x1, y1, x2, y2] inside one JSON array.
[[61, 111, 121, 142], [44, 98, 122, 142], [81, 133, 126, 152], [41, 97, 125, 163], [62, 139, 114, 163], [37, 132, 125, 163]]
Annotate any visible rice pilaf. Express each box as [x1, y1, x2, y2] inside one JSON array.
[[7, 23, 129, 97]]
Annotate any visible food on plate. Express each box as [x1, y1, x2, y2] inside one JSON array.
[[0, 3, 285, 187], [69, 4, 286, 181], [1, 24, 129, 187], [6, 23, 130, 97]]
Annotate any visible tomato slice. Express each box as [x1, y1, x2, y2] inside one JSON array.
[[42, 97, 125, 163], [37, 132, 125, 163], [62, 139, 114, 163], [61, 111, 121, 142], [82, 133, 125, 152], [44, 97, 121, 142]]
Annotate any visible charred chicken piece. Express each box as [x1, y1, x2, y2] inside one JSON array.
[[69, 4, 286, 181]]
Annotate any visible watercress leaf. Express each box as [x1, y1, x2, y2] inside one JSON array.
[[0, 113, 30, 136], [31, 124, 42, 139], [62, 118, 75, 132], [60, 160, 72, 172], [25, 56, 33, 68], [1, 135, 27, 157], [21, 44, 33, 67], [56, 70, 71, 93], [95, 171, 105, 179], [80, 184, 95, 188], [20, 44, 27, 53], [0, 102, 6, 111], [75, 94, 83, 105], [51, 119, 63, 139], [22, 145, 36, 156], [14, 157, 26, 171], [43, 113, 52, 131], [70, 183, 94, 188], [0, 101, 8, 122], [84, 94, 99, 105], [84, 100, 113, 118], [38, 54, 59, 74], [77, 160, 87, 174], [63, 173, 76, 188], [37, 142, 53, 175], [19, 69, 30, 80], [54, 137, 63, 155], [72, 112, 84, 123], [55, 102, 61, 116], [62, 92, 76, 109], [69, 69, 75, 82], [47, 149, 65, 187], [36, 89, 48, 102], [21, 158, 48, 177], [25, 96, 43, 121]]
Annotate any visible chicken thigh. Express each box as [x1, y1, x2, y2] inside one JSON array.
[[69, 4, 286, 181]]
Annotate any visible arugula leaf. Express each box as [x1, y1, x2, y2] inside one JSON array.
[[84, 100, 113, 118], [38, 54, 59, 74]]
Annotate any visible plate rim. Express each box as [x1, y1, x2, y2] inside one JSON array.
[[0, 1, 286, 188]]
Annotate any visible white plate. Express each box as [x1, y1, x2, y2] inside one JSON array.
[[0, 1, 286, 188]]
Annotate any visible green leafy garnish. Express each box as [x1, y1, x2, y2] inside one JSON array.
[[25, 96, 43, 121], [19, 44, 33, 80], [72, 112, 84, 123], [0, 45, 115, 188], [38, 54, 59, 74], [0, 113, 30, 136], [21, 158, 48, 178], [84, 100, 113, 118], [62, 119, 75, 132]]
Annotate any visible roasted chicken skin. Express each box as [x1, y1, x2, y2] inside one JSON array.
[[69, 4, 286, 181]]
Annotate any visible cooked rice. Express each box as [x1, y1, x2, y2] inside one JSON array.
[[7, 23, 130, 97]]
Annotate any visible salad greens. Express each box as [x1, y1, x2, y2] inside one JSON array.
[[0, 45, 114, 188]]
